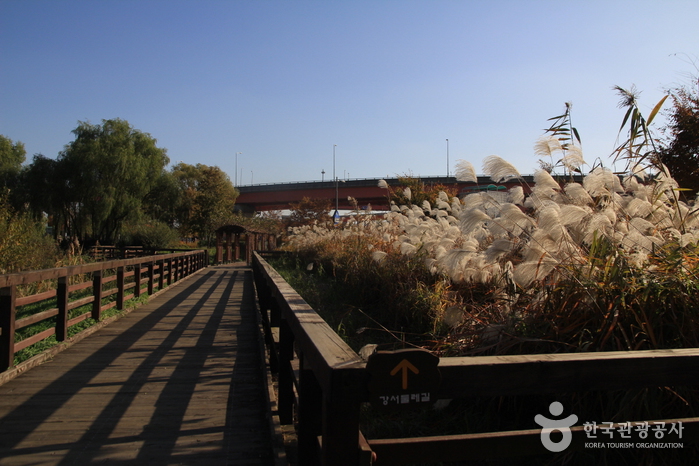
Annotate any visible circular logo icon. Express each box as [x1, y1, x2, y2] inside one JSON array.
[[534, 401, 578, 452]]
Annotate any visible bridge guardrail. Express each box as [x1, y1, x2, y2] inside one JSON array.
[[0, 249, 208, 373]]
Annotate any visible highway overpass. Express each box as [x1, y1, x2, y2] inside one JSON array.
[[235, 175, 535, 213]]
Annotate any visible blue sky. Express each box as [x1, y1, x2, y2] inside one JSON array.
[[2, 0, 698, 186]]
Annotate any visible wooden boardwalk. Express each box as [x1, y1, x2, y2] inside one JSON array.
[[0, 263, 280, 465]]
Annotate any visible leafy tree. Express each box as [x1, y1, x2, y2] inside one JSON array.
[[658, 79, 699, 195], [56, 119, 169, 243], [172, 163, 238, 244], [287, 197, 332, 227], [0, 135, 26, 192], [18, 154, 82, 239], [389, 176, 458, 208], [142, 170, 182, 227]]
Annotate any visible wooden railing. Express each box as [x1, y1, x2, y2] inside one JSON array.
[[89, 246, 209, 261], [252, 252, 699, 465], [0, 250, 208, 372]]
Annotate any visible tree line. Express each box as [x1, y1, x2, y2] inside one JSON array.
[[0, 118, 239, 249]]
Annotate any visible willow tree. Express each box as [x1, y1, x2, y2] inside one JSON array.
[[56, 119, 169, 243]]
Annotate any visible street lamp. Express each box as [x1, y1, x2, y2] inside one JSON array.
[[235, 152, 242, 185], [321, 169, 325, 182], [333, 144, 339, 222], [446, 139, 449, 177]]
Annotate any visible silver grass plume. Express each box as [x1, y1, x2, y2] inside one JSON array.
[[559, 205, 592, 226], [482, 155, 522, 183], [513, 254, 558, 288], [625, 198, 653, 218], [534, 136, 563, 159], [371, 250, 388, 263], [561, 145, 586, 172], [455, 159, 478, 182], [563, 183, 594, 206], [533, 169, 562, 192], [377, 179, 389, 189], [403, 187, 412, 201], [508, 186, 525, 205], [485, 238, 514, 262], [459, 207, 492, 234]]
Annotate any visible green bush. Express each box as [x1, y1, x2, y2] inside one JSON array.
[[0, 195, 58, 274], [120, 220, 179, 249]]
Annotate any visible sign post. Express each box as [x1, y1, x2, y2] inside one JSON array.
[[366, 348, 440, 409]]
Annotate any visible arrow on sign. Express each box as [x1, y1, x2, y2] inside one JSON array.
[[390, 359, 420, 390]]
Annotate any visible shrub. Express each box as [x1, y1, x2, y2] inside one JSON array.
[[120, 220, 179, 250], [0, 194, 58, 274]]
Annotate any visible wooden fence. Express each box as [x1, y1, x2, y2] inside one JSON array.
[[252, 251, 699, 465], [0, 250, 208, 372], [89, 246, 206, 261]]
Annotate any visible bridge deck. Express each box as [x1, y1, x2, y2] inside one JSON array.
[[0, 263, 280, 465]]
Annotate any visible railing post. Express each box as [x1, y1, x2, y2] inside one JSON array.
[[158, 260, 165, 290], [56, 276, 68, 341], [147, 261, 154, 295], [166, 258, 172, 286], [298, 352, 323, 466], [235, 233, 240, 261], [134, 264, 142, 298], [278, 313, 295, 425], [321, 370, 362, 465], [116, 266, 125, 310], [0, 286, 17, 371], [92, 270, 103, 321]]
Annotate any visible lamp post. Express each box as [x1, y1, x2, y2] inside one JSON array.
[[446, 139, 449, 177], [333, 145, 338, 211], [321, 169, 325, 182], [235, 152, 241, 186]]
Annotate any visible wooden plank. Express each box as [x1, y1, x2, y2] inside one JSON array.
[[368, 417, 699, 464], [67, 295, 94, 311], [16, 289, 56, 307], [68, 280, 92, 293], [436, 349, 699, 398], [15, 308, 59, 329], [67, 311, 90, 327], [15, 327, 56, 352]]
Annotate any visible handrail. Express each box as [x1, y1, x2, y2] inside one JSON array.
[[252, 251, 699, 465], [0, 249, 209, 372]]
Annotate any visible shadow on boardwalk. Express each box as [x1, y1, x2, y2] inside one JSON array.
[[0, 263, 278, 465]]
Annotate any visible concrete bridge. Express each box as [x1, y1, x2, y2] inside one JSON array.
[[235, 175, 535, 213]]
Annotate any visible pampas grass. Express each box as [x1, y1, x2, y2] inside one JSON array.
[[482, 155, 522, 183], [455, 159, 478, 183]]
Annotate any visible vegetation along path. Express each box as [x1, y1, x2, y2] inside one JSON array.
[[0, 263, 281, 465]]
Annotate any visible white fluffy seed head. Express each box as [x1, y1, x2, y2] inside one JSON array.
[[455, 159, 478, 183], [482, 155, 522, 183]]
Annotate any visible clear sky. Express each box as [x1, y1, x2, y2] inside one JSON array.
[[2, 0, 698, 186]]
